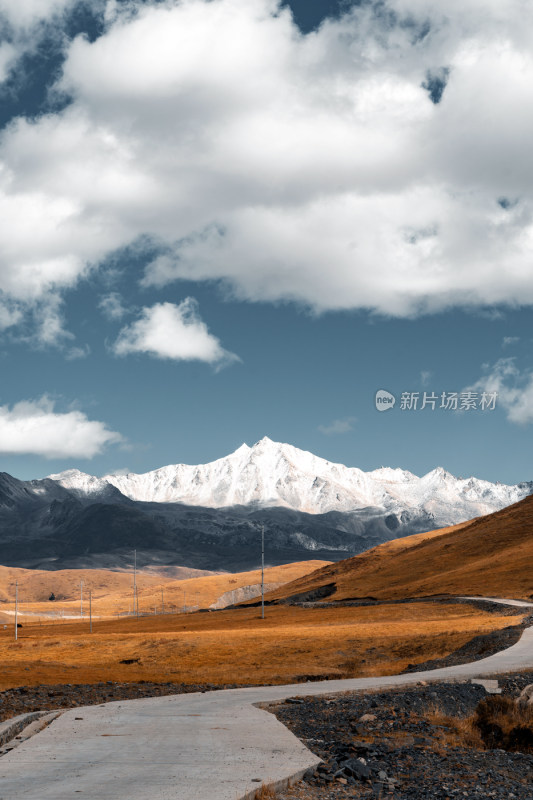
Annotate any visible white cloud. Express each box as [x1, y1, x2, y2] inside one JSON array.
[[0, 41, 15, 81], [0, 299, 22, 330], [2, 0, 533, 329], [0, 0, 79, 29], [502, 336, 520, 347], [0, 1, 91, 87], [318, 417, 356, 435], [467, 358, 533, 424], [113, 298, 239, 367], [65, 344, 90, 360], [99, 292, 128, 320], [0, 396, 122, 457], [420, 370, 432, 387]]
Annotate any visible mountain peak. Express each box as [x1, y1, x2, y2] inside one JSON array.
[[48, 468, 91, 481], [252, 436, 277, 448], [423, 466, 454, 481], [232, 442, 252, 457], [47, 441, 531, 520]]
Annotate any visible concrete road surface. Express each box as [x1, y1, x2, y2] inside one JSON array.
[[1, 598, 532, 800]]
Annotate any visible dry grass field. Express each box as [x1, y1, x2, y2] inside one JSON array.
[[0, 601, 520, 690], [264, 495, 533, 604], [1, 498, 530, 692], [0, 560, 330, 621]]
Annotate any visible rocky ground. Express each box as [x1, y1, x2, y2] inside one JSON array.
[[273, 672, 533, 799]]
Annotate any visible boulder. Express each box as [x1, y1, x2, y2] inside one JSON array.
[[517, 683, 533, 707]]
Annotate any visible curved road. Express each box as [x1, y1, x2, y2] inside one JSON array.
[[1, 598, 532, 800]]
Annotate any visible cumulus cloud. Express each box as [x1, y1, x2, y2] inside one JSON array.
[[318, 417, 356, 435], [113, 298, 240, 367], [1, 0, 533, 331], [466, 358, 533, 425], [0, 396, 122, 457]]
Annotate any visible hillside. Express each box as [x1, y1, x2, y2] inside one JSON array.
[[0, 565, 216, 605], [0, 560, 331, 618], [264, 495, 533, 602]]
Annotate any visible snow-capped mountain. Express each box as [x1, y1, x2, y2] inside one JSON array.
[[48, 437, 532, 528], [0, 438, 529, 572]]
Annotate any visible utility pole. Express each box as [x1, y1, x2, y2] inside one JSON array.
[[261, 523, 265, 620], [89, 590, 92, 633], [80, 580, 83, 618], [133, 549, 138, 618], [14, 579, 18, 640]]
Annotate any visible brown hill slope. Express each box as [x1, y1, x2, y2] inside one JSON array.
[[264, 495, 533, 602], [0, 565, 219, 604], [0, 560, 331, 618]]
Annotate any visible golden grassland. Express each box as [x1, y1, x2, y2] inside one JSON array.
[[0, 602, 520, 690], [0, 560, 330, 620], [264, 495, 533, 603]]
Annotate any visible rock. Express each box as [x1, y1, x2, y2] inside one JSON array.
[[516, 683, 533, 707], [359, 713, 377, 722], [471, 679, 502, 695], [344, 758, 371, 780]]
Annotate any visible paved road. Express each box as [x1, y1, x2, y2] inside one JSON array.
[[460, 596, 533, 608], [1, 598, 533, 800]]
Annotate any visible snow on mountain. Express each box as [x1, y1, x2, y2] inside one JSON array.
[[48, 437, 533, 526], [47, 469, 111, 497]]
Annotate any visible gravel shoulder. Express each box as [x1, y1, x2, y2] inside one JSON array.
[[273, 672, 533, 800]]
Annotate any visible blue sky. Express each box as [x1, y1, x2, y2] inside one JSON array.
[[0, 0, 532, 485]]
